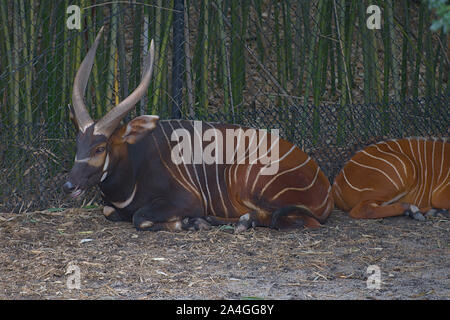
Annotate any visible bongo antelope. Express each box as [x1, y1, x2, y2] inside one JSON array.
[[332, 137, 449, 220], [63, 27, 333, 231]]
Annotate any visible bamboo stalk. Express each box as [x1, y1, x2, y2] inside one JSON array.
[[0, 1, 15, 126], [19, 0, 32, 125], [383, 0, 391, 103], [106, 1, 119, 113], [200, 0, 209, 114], [184, 0, 195, 117], [274, 1, 283, 106], [358, 1, 371, 103], [412, 1, 425, 101], [128, 2, 143, 115], [333, 0, 353, 145], [117, 12, 128, 99], [216, 0, 229, 116], [296, 1, 309, 101], [12, 1, 20, 128], [387, 0, 399, 101], [344, 0, 357, 91], [282, 0, 293, 81], [313, 0, 331, 106], [61, 0, 69, 122], [83, 5, 103, 119], [436, 30, 447, 95], [400, 0, 410, 100], [230, 0, 249, 109], [152, 0, 174, 114], [424, 8, 434, 98], [303, 1, 317, 105], [253, 0, 265, 64], [141, 11, 150, 114]]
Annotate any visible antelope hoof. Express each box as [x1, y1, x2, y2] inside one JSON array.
[[181, 217, 211, 231], [425, 208, 438, 218], [427, 208, 448, 218], [103, 206, 122, 221], [404, 205, 426, 222], [235, 213, 254, 234], [136, 220, 154, 231]]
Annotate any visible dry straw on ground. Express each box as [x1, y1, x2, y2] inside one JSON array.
[[0, 208, 448, 299]]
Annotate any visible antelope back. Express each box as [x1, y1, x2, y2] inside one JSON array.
[[148, 120, 333, 223], [333, 137, 449, 212]]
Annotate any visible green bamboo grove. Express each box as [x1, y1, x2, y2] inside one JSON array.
[[0, 0, 448, 130]]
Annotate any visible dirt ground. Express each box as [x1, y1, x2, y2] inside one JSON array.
[[0, 207, 448, 300]]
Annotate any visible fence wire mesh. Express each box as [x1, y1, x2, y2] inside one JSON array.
[[0, 1, 448, 212]]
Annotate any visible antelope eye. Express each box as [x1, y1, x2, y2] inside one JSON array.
[[95, 146, 105, 154]]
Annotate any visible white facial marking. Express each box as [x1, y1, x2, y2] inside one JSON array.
[[74, 154, 90, 163], [100, 171, 108, 182], [103, 154, 110, 171]]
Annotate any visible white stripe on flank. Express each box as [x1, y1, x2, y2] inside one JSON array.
[[390, 139, 403, 153], [192, 121, 216, 216], [415, 139, 425, 205], [230, 129, 244, 186], [437, 139, 446, 184], [160, 123, 201, 200], [112, 184, 137, 209], [407, 138, 416, 162], [249, 136, 281, 165], [350, 159, 399, 190], [433, 167, 450, 194], [250, 137, 281, 193], [388, 139, 417, 181], [251, 144, 295, 194], [172, 121, 202, 191], [243, 130, 268, 188], [333, 181, 347, 204], [234, 129, 258, 188], [204, 122, 228, 216], [247, 130, 268, 164], [270, 167, 320, 201], [151, 134, 201, 205], [362, 149, 405, 187], [405, 138, 421, 201], [381, 191, 408, 206], [260, 156, 311, 196], [428, 140, 436, 206], [342, 169, 374, 192], [169, 121, 208, 211], [375, 144, 407, 177], [313, 185, 331, 211], [224, 165, 240, 213]]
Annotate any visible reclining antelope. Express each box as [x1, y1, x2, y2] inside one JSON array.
[[332, 137, 449, 220], [63, 27, 333, 232]]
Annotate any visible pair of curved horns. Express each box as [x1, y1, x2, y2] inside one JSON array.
[[72, 26, 155, 137]]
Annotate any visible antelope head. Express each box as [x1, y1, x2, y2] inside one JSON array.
[[63, 27, 157, 198]]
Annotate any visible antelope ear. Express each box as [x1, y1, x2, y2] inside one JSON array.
[[122, 115, 159, 144]]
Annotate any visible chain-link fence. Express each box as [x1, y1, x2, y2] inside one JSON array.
[[0, 1, 448, 212]]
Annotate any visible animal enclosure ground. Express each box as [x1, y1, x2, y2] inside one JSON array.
[[0, 208, 448, 300]]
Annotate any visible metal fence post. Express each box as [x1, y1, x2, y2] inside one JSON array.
[[171, 0, 184, 119]]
